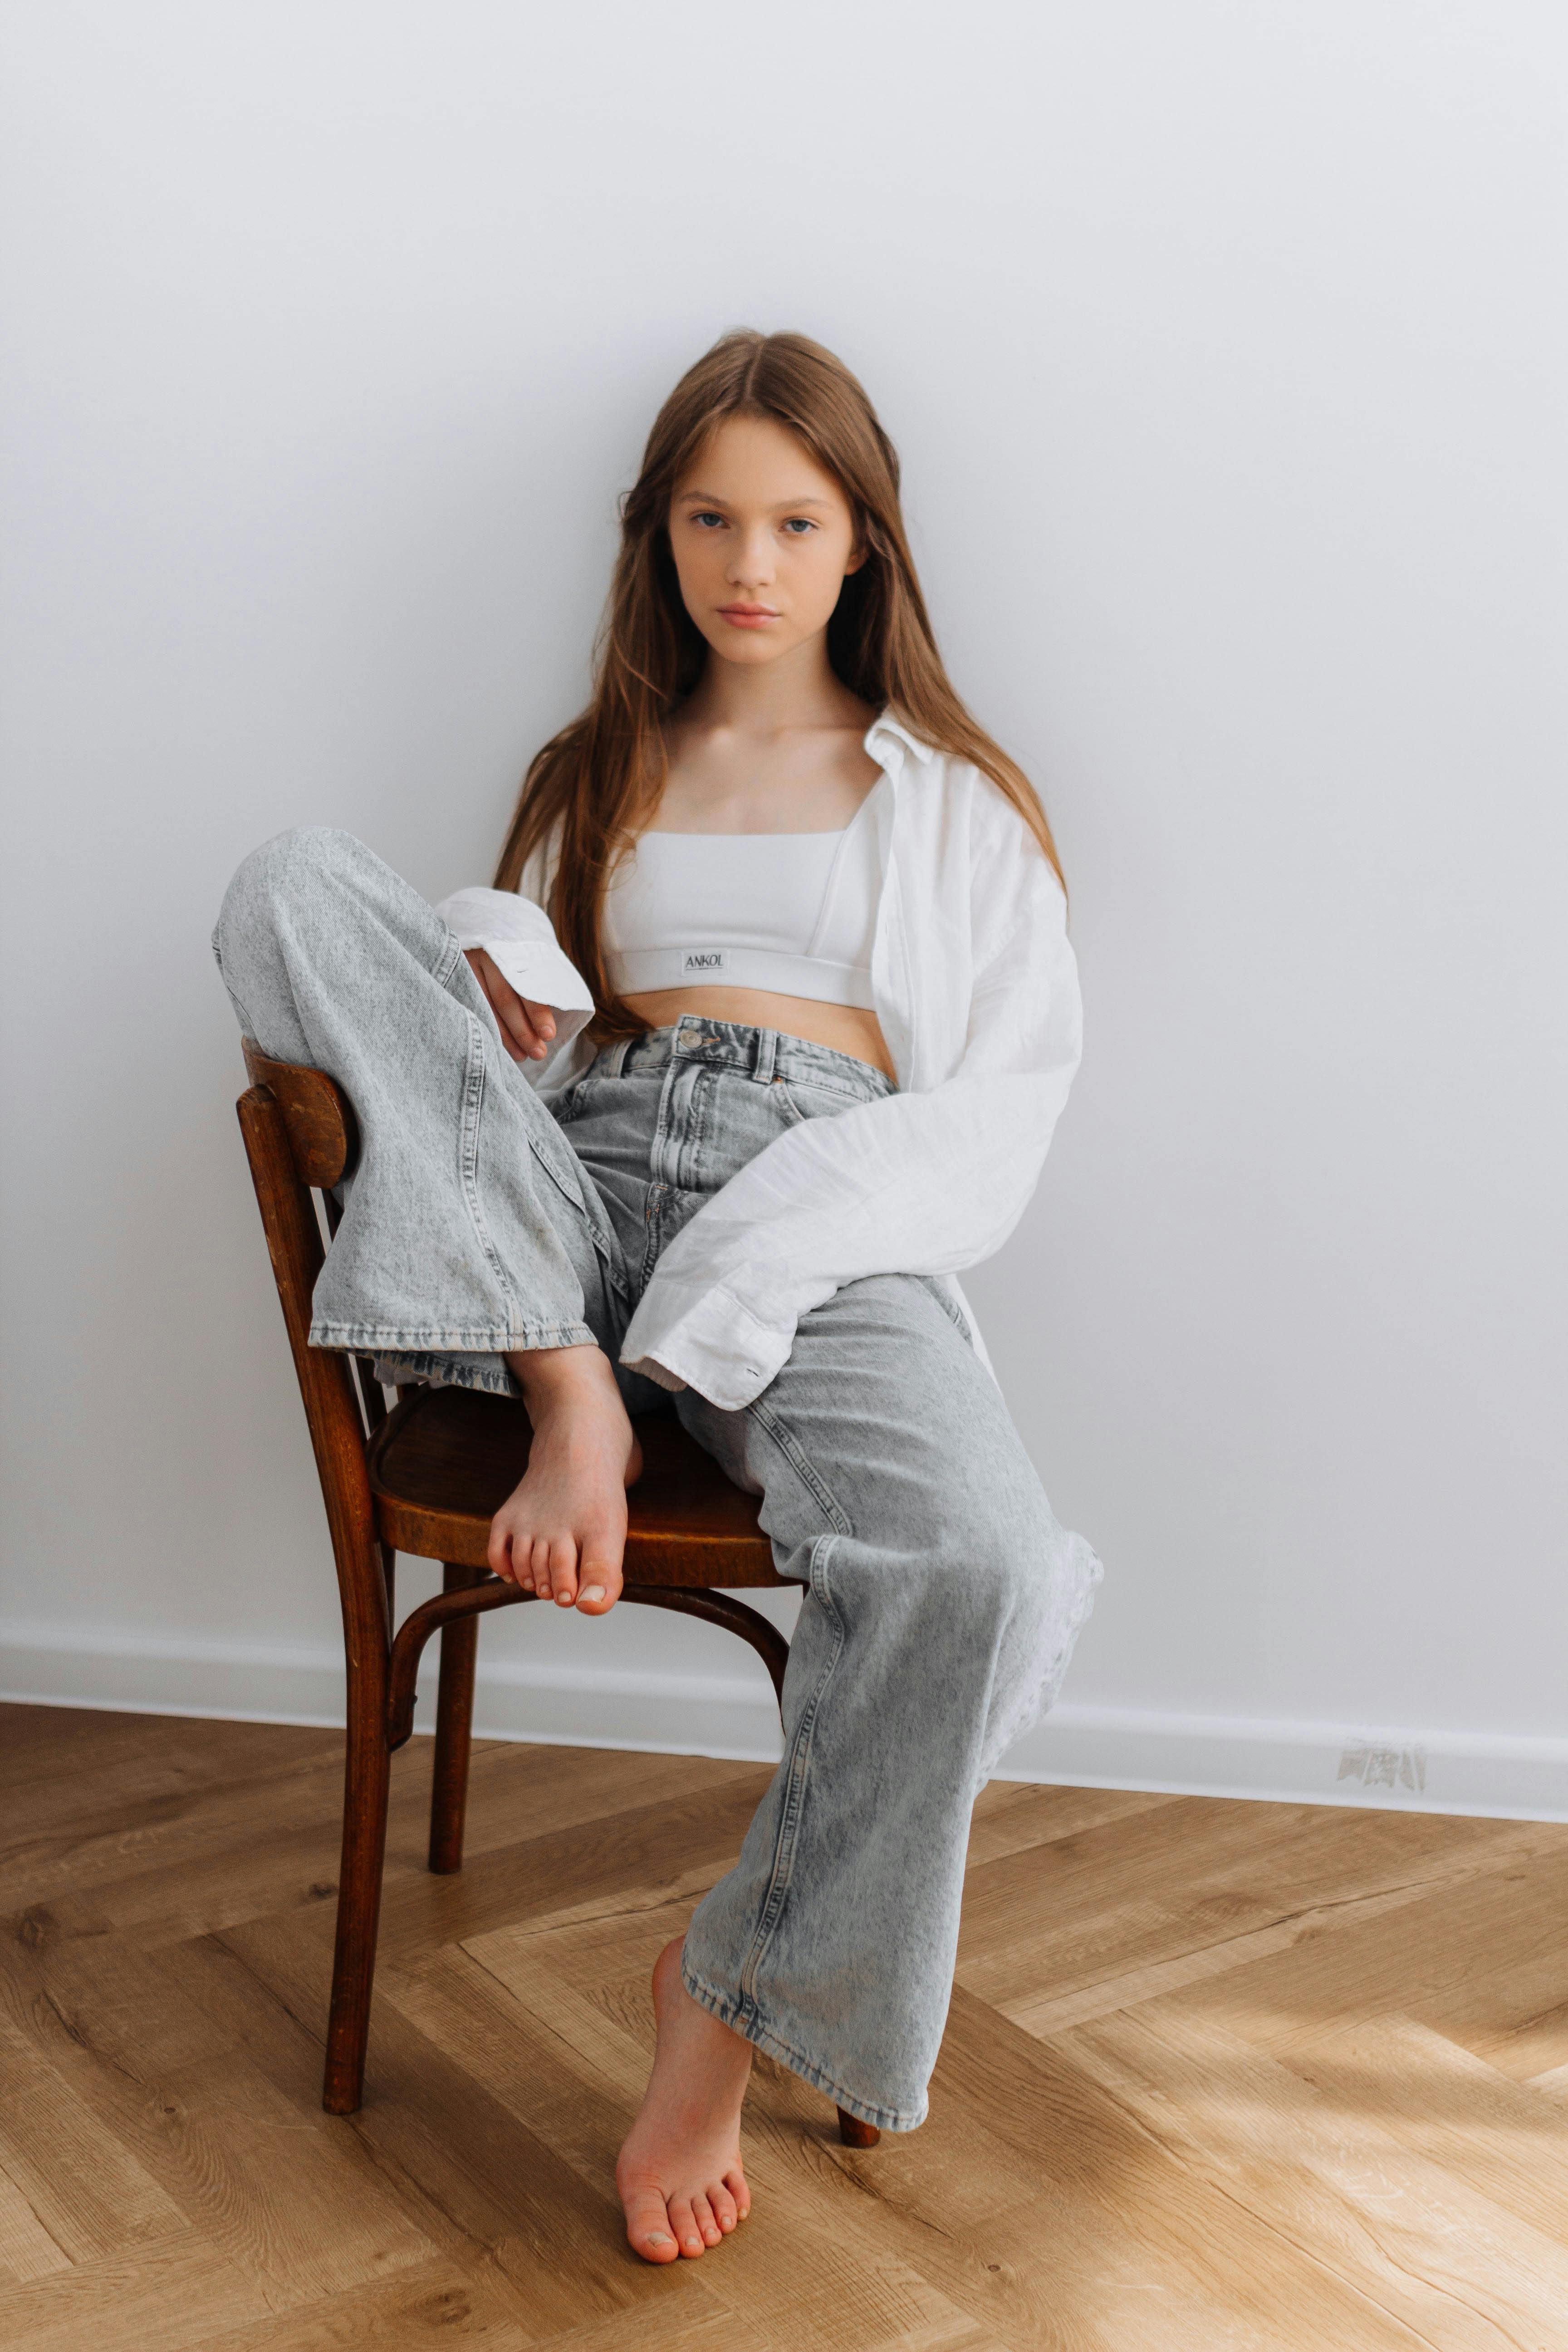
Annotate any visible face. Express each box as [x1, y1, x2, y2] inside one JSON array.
[[666, 414, 865, 668]]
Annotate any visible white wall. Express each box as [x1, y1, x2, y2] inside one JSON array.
[[4, 2, 1565, 1817]]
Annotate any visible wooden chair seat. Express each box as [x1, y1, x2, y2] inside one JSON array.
[[370, 1383, 781, 1586]]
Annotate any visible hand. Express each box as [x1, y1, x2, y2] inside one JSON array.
[[465, 948, 558, 1063]]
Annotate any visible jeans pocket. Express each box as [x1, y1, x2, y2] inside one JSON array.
[[773, 1073, 868, 1127]]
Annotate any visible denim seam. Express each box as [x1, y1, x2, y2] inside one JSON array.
[[776, 1072, 885, 1113], [639, 1182, 670, 1295], [926, 1275, 974, 1346], [527, 1130, 613, 1264], [678, 1958, 926, 2135], [735, 1530, 844, 2021], [211, 931, 264, 1040], [650, 1052, 682, 1192], [456, 1011, 524, 1319], [687, 1062, 715, 1192], [748, 1399, 854, 1536]]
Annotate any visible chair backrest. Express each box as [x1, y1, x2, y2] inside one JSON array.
[[236, 1044, 391, 1659]]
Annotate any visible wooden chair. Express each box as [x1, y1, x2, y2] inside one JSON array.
[[235, 1044, 881, 2147]]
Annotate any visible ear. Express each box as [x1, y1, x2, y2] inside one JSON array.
[[843, 541, 869, 577]]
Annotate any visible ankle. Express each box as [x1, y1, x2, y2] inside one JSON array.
[[507, 1342, 623, 1420]]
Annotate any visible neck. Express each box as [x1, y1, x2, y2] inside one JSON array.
[[681, 634, 864, 738]]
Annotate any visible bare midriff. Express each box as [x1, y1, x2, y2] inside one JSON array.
[[623, 987, 894, 1080]]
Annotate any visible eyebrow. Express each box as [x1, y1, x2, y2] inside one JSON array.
[[676, 490, 833, 510]]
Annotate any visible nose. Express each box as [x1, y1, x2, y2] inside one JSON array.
[[727, 526, 776, 592]]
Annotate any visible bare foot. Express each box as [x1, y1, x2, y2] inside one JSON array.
[[488, 1344, 642, 1615], [616, 1936, 753, 2263]]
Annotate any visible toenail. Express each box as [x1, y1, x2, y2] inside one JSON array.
[[554, 1592, 575, 1606], [581, 1585, 604, 1602], [647, 2231, 670, 2245]]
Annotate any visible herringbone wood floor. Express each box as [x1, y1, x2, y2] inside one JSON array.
[[3, 1703, 1567, 2349]]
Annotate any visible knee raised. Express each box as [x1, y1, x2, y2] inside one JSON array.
[[921, 1463, 1049, 1622], [234, 824, 362, 902], [219, 825, 368, 948]]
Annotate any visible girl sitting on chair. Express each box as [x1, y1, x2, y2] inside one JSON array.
[[215, 328, 1102, 2265]]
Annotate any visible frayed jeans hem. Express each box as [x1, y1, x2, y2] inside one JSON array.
[[679, 1957, 926, 2135], [311, 1319, 596, 1355]]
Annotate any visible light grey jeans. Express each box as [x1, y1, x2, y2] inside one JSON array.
[[215, 826, 1102, 2132]]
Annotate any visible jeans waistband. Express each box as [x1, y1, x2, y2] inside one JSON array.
[[593, 1015, 896, 1100]]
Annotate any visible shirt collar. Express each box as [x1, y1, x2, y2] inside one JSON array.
[[863, 710, 936, 773]]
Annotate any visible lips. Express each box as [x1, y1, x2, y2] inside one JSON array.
[[718, 603, 779, 628]]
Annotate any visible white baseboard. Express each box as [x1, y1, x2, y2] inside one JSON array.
[[4, 1619, 1565, 1823]]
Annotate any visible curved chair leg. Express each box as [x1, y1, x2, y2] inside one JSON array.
[[429, 1562, 484, 1874], [323, 1684, 391, 2115], [838, 2108, 882, 2148]]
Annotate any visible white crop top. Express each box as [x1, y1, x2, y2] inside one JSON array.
[[602, 783, 884, 1009]]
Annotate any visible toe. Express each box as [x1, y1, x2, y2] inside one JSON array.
[[549, 1534, 579, 1607], [724, 2166, 750, 2222], [708, 2180, 738, 2234], [689, 2190, 722, 2247], [529, 1537, 553, 1600], [666, 2195, 706, 2258], [623, 2189, 679, 2264], [575, 1548, 623, 1615]]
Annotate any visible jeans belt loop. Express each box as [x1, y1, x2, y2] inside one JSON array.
[[603, 1035, 632, 1078], [753, 1026, 777, 1086]]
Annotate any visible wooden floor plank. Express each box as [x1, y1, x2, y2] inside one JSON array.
[[4, 1698, 1567, 2351], [1141, 1832, 1568, 2062], [0, 2161, 73, 2286], [0, 2010, 188, 2264], [373, 1772, 772, 1965], [181, 2256, 540, 2352], [957, 1797, 1535, 2015], [962, 1784, 1181, 1873], [1061, 2003, 1568, 2348], [0, 1919, 434, 2313], [1255, 2009, 1568, 2247], [0, 2234, 270, 2352]]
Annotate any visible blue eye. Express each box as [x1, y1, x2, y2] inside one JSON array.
[[781, 518, 816, 535], [692, 511, 726, 529]]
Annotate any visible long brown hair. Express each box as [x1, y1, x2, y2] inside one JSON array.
[[495, 328, 1063, 1037]]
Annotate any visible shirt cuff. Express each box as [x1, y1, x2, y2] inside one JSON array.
[[436, 887, 596, 1027], [471, 935, 595, 1031], [619, 1281, 794, 1412]]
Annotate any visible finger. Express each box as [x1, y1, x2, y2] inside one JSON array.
[[494, 986, 546, 1062], [472, 954, 546, 1062], [521, 998, 557, 1045]]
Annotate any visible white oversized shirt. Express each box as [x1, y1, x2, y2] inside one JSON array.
[[436, 713, 1082, 1413]]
